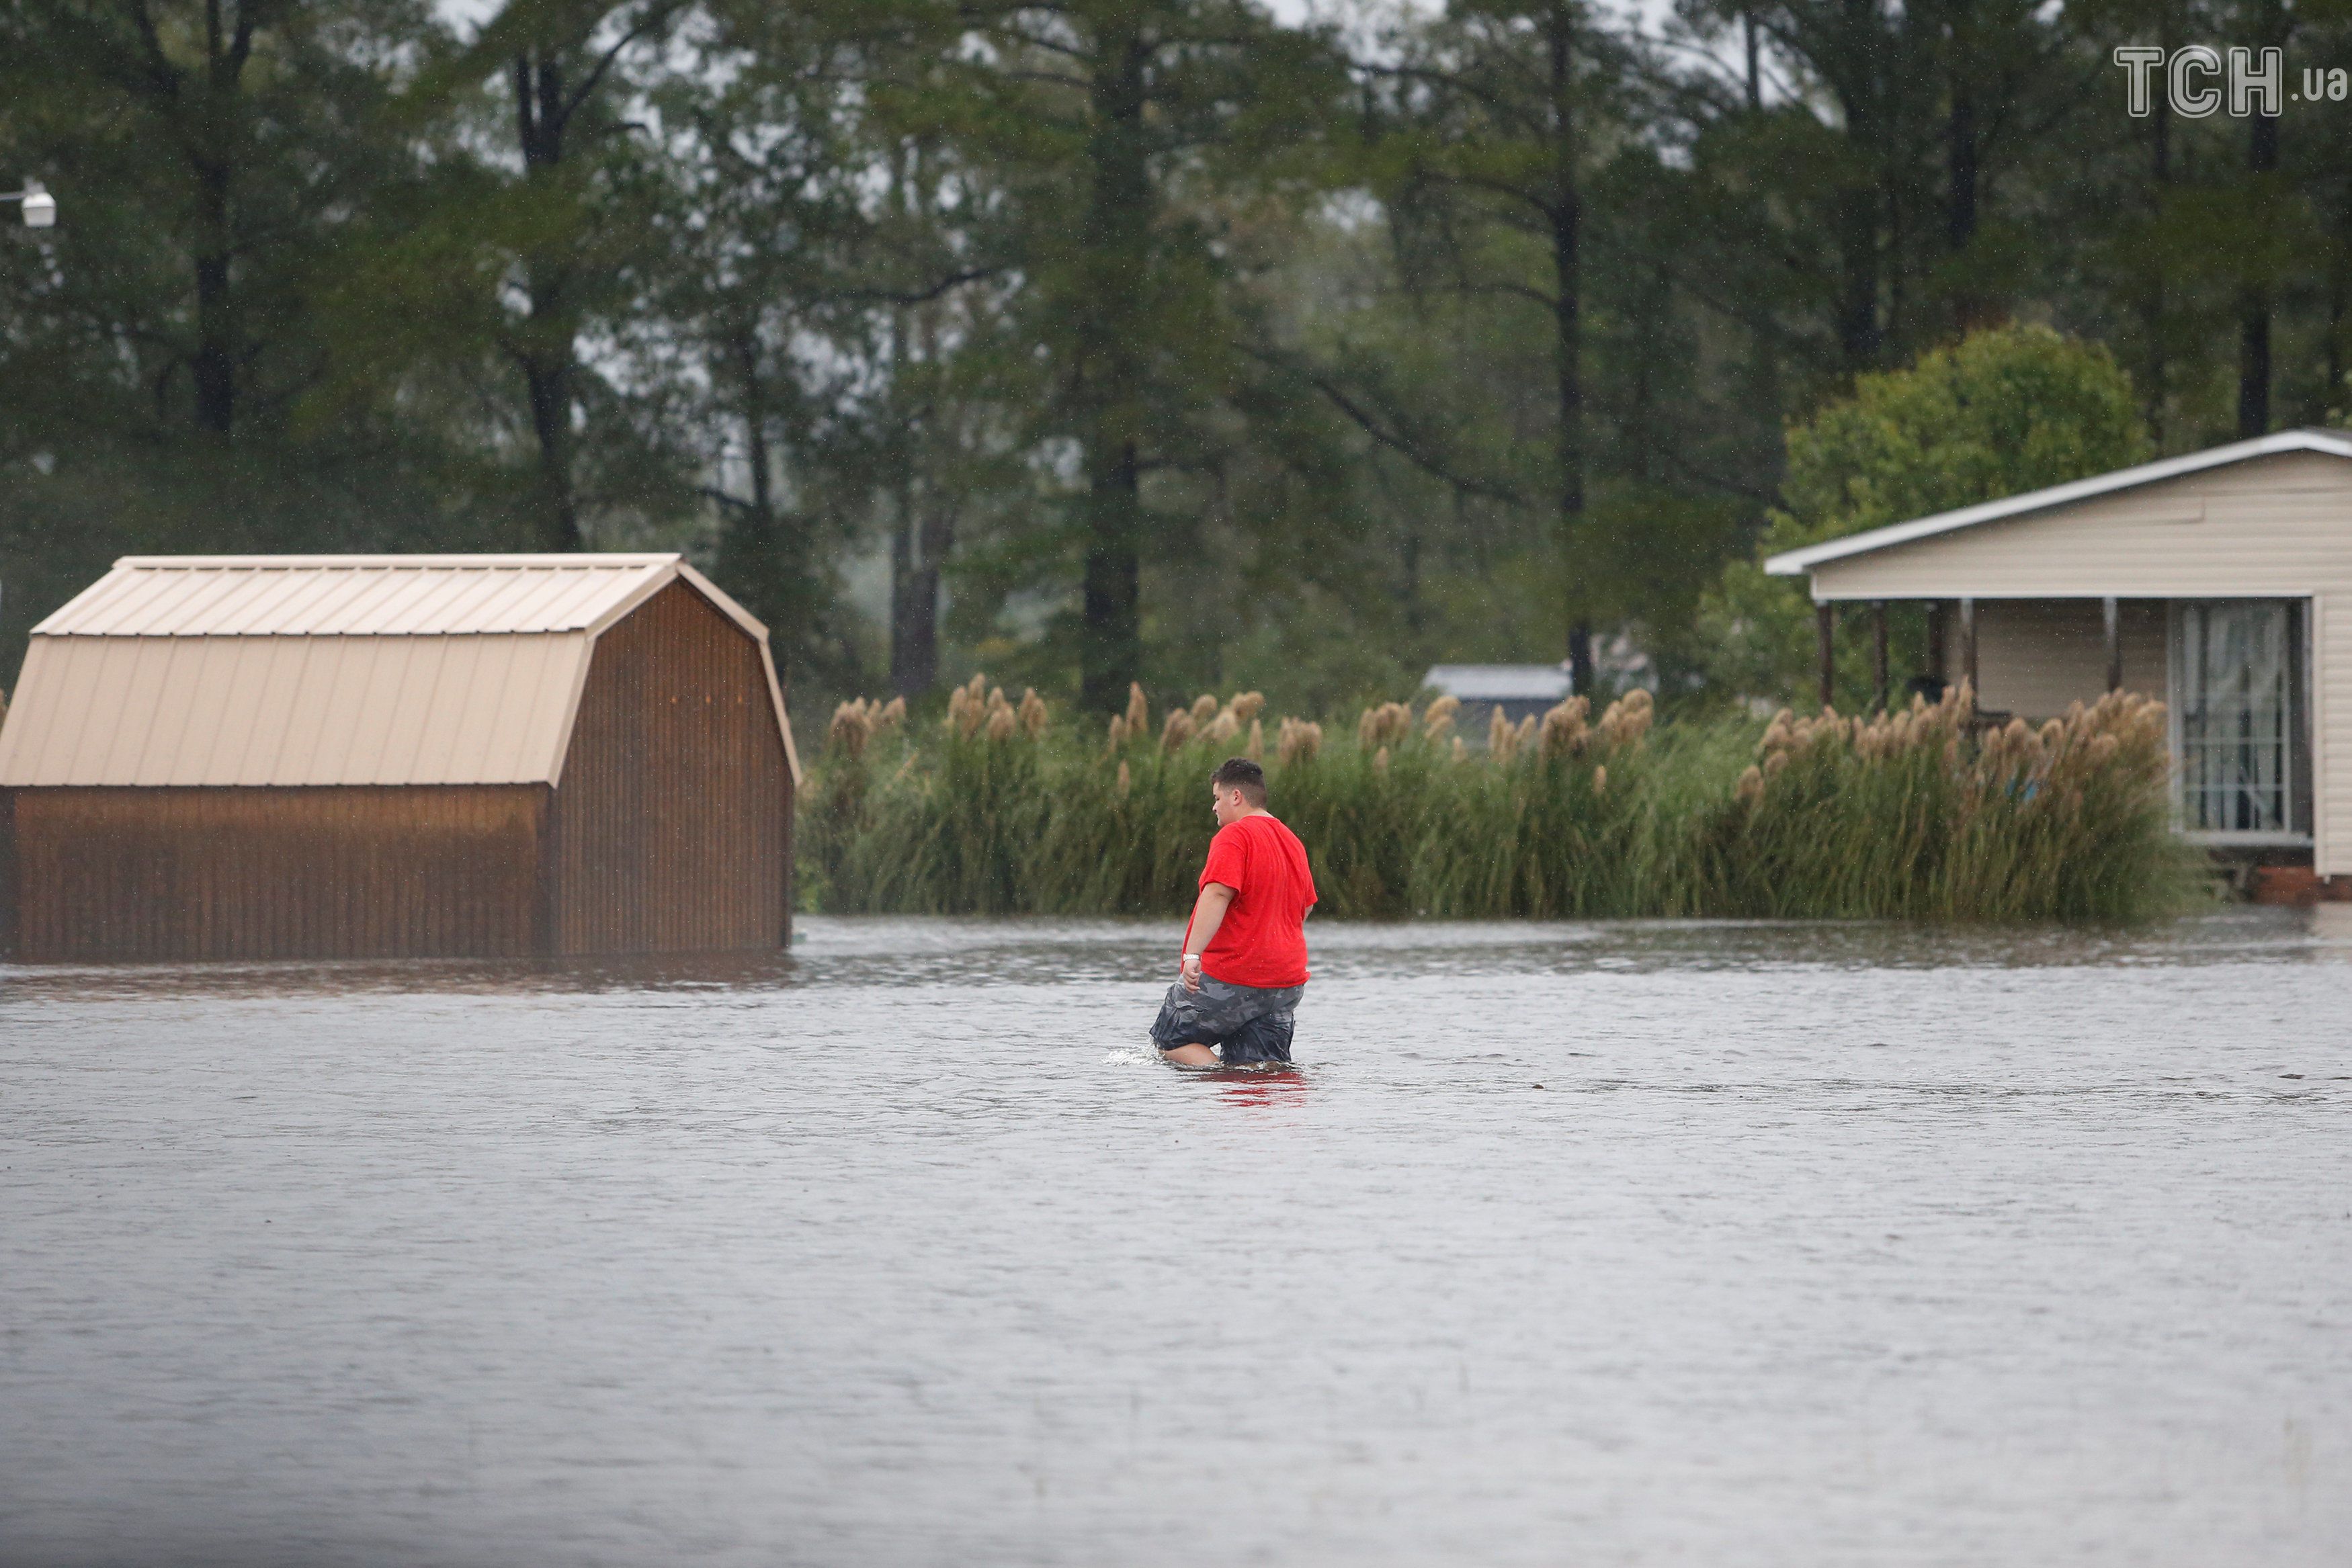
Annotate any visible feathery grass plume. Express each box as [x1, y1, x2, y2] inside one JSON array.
[[1124, 681, 1150, 734], [1423, 694, 1461, 739], [1230, 691, 1267, 724], [829, 699, 876, 759], [946, 680, 986, 738], [1161, 709, 1198, 752], [1356, 701, 1412, 748], [1246, 717, 1264, 760], [1277, 717, 1322, 765], [979, 686, 1015, 743], [1763, 749, 1790, 777], [1597, 688, 1654, 748], [1734, 764, 1765, 803], [954, 672, 988, 732], [1204, 708, 1241, 745], [1190, 693, 1220, 723], [1539, 695, 1591, 759], [1373, 744, 1391, 774], [1116, 760, 1132, 798], [1488, 710, 1538, 761], [1593, 764, 1607, 794], [1106, 714, 1129, 750], [1451, 736, 1466, 763], [1019, 689, 1049, 739]]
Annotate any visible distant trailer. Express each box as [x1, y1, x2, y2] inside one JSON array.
[[1421, 663, 1575, 741], [0, 554, 802, 962]]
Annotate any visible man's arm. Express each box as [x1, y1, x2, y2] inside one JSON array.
[[1180, 883, 1236, 991]]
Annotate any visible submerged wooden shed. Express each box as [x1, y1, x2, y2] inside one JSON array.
[[0, 554, 802, 961]]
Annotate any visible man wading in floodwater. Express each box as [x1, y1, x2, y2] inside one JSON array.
[[1152, 757, 1317, 1068]]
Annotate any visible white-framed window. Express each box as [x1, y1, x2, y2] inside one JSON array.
[[2171, 600, 2296, 836]]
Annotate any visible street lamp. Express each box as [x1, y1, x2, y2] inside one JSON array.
[[2, 181, 56, 228]]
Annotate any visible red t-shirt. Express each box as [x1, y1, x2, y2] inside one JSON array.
[[1185, 813, 1316, 989]]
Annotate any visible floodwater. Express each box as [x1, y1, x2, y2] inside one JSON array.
[[3, 913, 2350, 1567]]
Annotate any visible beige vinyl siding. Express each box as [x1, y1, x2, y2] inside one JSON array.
[[1806, 450, 2352, 601], [1939, 599, 2166, 720]]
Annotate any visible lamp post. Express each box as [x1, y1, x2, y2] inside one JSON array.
[[1, 181, 56, 228]]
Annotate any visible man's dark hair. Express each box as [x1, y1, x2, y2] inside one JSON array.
[[1212, 756, 1267, 805]]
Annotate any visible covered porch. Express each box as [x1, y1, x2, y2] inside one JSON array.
[[1804, 595, 2312, 852]]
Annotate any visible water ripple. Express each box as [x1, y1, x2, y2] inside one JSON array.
[[1, 910, 2348, 1566]]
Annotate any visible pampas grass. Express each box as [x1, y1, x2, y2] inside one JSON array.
[[801, 678, 2199, 922], [1692, 685, 2195, 920]]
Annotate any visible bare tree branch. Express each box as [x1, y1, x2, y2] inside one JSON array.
[[1243, 343, 1525, 508]]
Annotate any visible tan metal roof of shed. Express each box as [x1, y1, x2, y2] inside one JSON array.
[[0, 554, 801, 789], [35, 553, 727, 636]]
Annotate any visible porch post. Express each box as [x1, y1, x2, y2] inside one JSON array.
[[1816, 601, 1835, 711], [2103, 596, 2122, 693], [1925, 601, 1946, 685], [1959, 597, 1978, 700], [1871, 601, 1889, 712]]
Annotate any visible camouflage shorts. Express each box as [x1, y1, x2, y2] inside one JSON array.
[[1150, 975, 1306, 1065]]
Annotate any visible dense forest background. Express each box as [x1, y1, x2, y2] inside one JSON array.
[[1, 0, 2347, 721]]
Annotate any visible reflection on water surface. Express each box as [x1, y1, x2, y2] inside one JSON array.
[[2, 910, 2348, 1566]]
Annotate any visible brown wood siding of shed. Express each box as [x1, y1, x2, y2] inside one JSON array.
[[546, 580, 790, 954], [3, 785, 545, 961]]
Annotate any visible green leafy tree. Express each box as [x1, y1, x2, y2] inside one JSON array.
[[0, 0, 505, 670], [629, 1, 896, 686], [1699, 322, 2152, 707], [331, 0, 696, 554], [943, 1, 1341, 714], [1366, 0, 1632, 693]]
